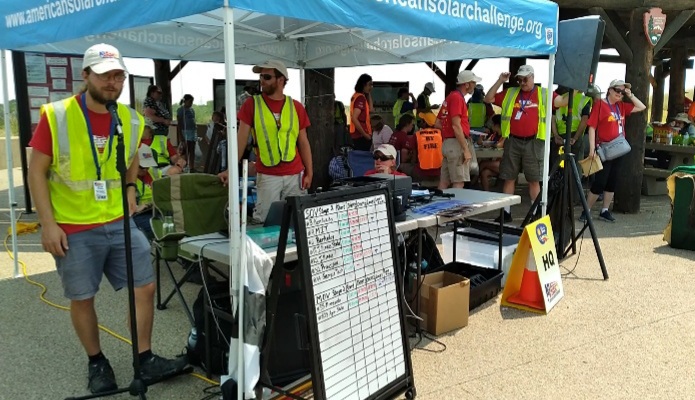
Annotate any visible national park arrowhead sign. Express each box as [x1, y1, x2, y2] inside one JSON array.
[[644, 8, 666, 47]]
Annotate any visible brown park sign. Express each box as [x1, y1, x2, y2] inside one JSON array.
[[644, 8, 666, 47]]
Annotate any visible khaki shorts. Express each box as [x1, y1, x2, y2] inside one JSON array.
[[254, 172, 306, 223], [441, 137, 477, 184], [499, 136, 544, 182]]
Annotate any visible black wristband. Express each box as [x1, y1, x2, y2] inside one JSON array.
[[125, 182, 137, 190]]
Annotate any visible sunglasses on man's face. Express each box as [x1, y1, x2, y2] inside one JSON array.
[[260, 73, 276, 81], [373, 153, 393, 162], [516, 76, 530, 83]]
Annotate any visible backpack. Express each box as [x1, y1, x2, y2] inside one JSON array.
[[187, 282, 233, 375]]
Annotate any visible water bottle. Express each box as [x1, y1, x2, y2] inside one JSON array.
[[682, 131, 690, 147], [163, 215, 174, 234], [187, 327, 198, 350]]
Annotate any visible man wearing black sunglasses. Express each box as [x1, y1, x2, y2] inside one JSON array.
[[484, 64, 558, 223], [228, 60, 313, 224]]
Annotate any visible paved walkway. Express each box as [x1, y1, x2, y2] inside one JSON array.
[[2, 167, 693, 399]]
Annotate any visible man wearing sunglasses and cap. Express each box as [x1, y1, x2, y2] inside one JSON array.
[[223, 59, 313, 223], [436, 69, 481, 189], [28, 43, 187, 394], [484, 65, 558, 222]]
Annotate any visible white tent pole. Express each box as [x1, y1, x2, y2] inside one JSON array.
[[222, 4, 244, 399], [300, 66, 306, 104], [541, 54, 556, 216], [1, 49, 19, 277]]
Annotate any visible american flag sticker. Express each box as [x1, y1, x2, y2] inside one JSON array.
[[545, 28, 554, 45]]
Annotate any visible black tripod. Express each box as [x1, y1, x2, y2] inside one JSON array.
[[67, 105, 147, 400], [522, 92, 608, 280]]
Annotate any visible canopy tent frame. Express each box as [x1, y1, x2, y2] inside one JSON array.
[[0, 0, 559, 397]]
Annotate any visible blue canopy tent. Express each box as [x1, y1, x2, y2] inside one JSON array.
[[1, 0, 558, 397]]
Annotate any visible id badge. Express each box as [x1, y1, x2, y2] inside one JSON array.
[[514, 111, 523, 120], [93, 180, 108, 201]]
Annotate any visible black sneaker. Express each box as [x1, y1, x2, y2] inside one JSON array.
[[599, 210, 616, 222], [88, 358, 118, 394], [578, 211, 588, 223], [140, 353, 189, 385], [494, 211, 512, 223]]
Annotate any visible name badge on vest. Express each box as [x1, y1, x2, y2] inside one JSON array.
[[515, 111, 523, 120], [93, 180, 108, 201]]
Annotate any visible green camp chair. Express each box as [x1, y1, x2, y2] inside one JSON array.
[[151, 173, 229, 326]]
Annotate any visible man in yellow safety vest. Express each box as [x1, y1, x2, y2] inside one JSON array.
[[220, 60, 313, 223], [27, 43, 187, 394]]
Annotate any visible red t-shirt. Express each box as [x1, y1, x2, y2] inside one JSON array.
[[141, 136, 176, 158], [350, 93, 369, 139], [437, 90, 470, 139], [587, 100, 635, 143], [364, 169, 406, 176], [238, 94, 310, 176], [406, 135, 439, 177], [388, 130, 409, 151], [29, 96, 123, 235], [494, 88, 558, 138]]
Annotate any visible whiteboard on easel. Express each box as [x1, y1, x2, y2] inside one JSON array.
[[290, 186, 415, 400]]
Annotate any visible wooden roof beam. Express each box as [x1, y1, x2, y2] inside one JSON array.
[[653, 10, 695, 53], [589, 7, 633, 62]]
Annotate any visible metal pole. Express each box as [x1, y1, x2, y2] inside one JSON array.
[[300, 66, 306, 104], [221, 3, 244, 399], [541, 54, 556, 216], [2, 49, 20, 277]]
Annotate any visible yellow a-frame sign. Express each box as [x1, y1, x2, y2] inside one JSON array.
[[501, 215, 564, 314]]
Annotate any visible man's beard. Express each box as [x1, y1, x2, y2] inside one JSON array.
[[87, 81, 122, 104], [261, 82, 278, 96]]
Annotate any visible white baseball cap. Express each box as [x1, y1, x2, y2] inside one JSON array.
[[609, 79, 631, 89], [82, 43, 128, 74], [374, 144, 398, 160], [456, 70, 482, 85], [424, 82, 436, 92], [516, 65, 534, 76], [252, 60, 289, 79], [138, 144, 159, 168]]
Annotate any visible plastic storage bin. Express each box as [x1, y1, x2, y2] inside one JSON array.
[[431, 262, 503, 311], [441, 228, 519, 286]]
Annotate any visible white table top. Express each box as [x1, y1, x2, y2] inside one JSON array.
[[180, 189, 519, 265]]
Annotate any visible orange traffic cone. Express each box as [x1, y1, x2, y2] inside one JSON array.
[[506, 248, 544, 310]]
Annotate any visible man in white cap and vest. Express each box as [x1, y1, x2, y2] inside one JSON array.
[[220, 59, 313, 223], [436, 69, 482, 189], [28, 43, 188, 394], [484, 65, 558, 222], [416, 82, 439, 126]]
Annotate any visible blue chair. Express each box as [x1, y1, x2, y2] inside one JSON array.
[[347, 150, 374, 177]]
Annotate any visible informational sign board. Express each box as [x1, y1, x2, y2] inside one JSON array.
[[274, 185, 416, 400], [501, 215, 564, 314]]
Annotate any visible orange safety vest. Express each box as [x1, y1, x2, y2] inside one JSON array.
[[349, 92, 371, 139], [416, 128, 443, 170]]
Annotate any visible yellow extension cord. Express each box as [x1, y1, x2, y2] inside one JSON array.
[[3, 227, 219, 387]]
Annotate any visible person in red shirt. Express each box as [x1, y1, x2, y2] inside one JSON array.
[[388, 114, 415, 174], [484, 65, 560, 222], [580, 79, 646, 223], [436, 69, 481, 189], [27, 43, 186, 394], [219, 60, 312, 223], [364, 144, 406, 176], [349, 74, 374, 151]]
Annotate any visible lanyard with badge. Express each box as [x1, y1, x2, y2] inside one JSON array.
[[515, 90, 533, 120], [607, 101, 623, 135], [80, 93, 115, 201]]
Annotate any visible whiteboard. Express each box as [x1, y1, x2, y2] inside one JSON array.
[[304, 193, 407, 400]]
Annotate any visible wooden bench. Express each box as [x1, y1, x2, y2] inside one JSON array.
[[642, 167, 671, 196]]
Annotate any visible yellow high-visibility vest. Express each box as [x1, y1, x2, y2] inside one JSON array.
[[149, 134, 170, 166], [500, 86, 547, 140], [137, 168, 162, 205], [251, 95, 299, 167], [43, 97, 143, 224], [556, 92, 592, 134]]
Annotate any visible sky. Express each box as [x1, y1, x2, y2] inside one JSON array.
[[2, 49, 695, 116]]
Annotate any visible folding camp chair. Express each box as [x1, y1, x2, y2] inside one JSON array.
[[347, 150, 374, 177], [151, 173, 229, 326]]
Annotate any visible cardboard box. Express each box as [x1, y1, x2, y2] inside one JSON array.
[[418, 271, 470, 335]]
